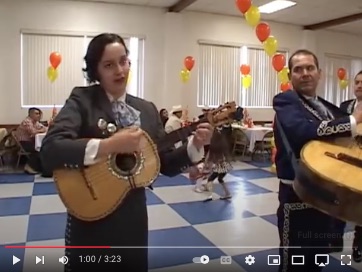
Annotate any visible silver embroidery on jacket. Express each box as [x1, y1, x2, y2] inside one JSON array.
[[317, 120, 351, 136]]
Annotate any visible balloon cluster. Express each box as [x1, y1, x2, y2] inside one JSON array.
[[337, 68, 348, 90], [240, 64, 251, 88], [47, 52, 62, 83], [235, 0, 291, 92], [180, 56, 195, 83]]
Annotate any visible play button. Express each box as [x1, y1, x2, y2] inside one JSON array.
[[200, 255, 209, 264], [13, 255, 20, 265]]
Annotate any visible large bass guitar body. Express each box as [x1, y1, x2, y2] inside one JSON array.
[[294, 137, 362, 225]]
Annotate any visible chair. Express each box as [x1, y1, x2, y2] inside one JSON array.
[[11, 131, 31, 168], [231, 129, 250, 160], [0, 131, 18, 167], [252, 131, 274, 161]]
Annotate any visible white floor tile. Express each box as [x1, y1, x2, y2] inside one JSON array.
[[153, 185, 220, 204], [235, 192, 279, 216], [0, 183, 34, 198], [0, 215, 29, 244], [30, 195, 66, 215], [147, 204, 191, 230], [194, 217, 279, 256], [248, 177, 279, 192]]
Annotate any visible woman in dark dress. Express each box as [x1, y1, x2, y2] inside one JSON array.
[[159, 108, 169, 127], [40, 33, 212, 272]]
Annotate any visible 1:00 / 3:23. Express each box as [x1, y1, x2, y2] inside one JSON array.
[[79, 255, 122, 263]]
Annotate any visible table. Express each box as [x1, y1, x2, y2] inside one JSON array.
[[35, 133, 46, 151], [232, 124, 273, 151]]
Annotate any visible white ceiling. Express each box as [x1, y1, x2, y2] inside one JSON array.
[[36, 0, 362, 35]]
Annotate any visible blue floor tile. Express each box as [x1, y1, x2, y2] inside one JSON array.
[[27, 213, 67, 242], [146, 189, 164, 205], [0, 243, 25, 272], [246, 161, 272, 168], [0, 174, 34, 184], [169, 200, 255, 225], [261, 214, 278, 227], [0, 197, 31, 216], [148, 226, 224, 268], [33, 182, 57, 195], [230, 169, 275, 180], [152, 175, 191, 187], [213, 180, 271, 196]]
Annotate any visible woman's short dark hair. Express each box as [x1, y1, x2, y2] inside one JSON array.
[[83, 33, 129, 83]]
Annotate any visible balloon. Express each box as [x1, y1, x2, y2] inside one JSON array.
[[272, 54, 286, 72], [337, 68, 346, 80], [184, 56, 195, 71], [47, 66, 58, 83], [278, 67, 289, 84], [49, 52, 62, 69], [127, 70, 132, 85], [240, 64, 250, 75], [180, 68, 190, 83], [235, 0, 251, 14], [339, 79, 348, 90], [244, 6, 260, 27], [255, 22, 270, 42], [263, 36, 278, 57], [242, 74, 252, 88], [280, 82, 292, 92]]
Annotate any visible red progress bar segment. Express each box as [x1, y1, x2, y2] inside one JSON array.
[[4, 246, 111, 249]]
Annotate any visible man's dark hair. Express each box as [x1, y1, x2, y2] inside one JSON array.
[[28, 107, 42, 115], [288, 49, 319, 71], [355, 70, 362, 79]]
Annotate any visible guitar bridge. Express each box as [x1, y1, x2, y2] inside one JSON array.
[[325, 151, 362, 168], [84, 175, 98, 200]]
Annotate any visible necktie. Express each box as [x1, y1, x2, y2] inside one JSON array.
[[112, 101, 141, 127], [309, 98, 330, 119]]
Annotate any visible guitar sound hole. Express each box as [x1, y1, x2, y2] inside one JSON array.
[[115, 154, 137, 172]]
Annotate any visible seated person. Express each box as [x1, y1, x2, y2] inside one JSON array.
[[14, 107, 47, 173]]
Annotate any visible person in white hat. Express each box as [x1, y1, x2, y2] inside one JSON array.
[[165, 105, 184, 134]]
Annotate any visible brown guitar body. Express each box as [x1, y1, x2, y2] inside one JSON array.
[[53, 130, 160, 221], [294, 138, 362, 225]]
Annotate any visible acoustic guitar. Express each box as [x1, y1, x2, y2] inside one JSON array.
[[53, 102, 239, 221], [294, 133, 362, 225]]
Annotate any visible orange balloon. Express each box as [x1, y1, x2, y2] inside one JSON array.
[[184, 56, 195, 71], [337, 68, 346, 80], [255, 22, 270, 42], [280, 82, 291, 92], [235, 0, 251, 14], [49, 52, 62, 69], [240, 64, 250, 75], [272, 54, 286, 72]]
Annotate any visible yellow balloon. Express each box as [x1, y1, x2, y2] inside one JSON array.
[[127, 70, 132, 85], [242, 74, 252, 88], [47, 66, 58, 83], [263, 36, 278, 57], [180, 68, 190, 83], [245, 6, 260, 27], [278, 67, 289, 84], [339, 79, 348, 89]]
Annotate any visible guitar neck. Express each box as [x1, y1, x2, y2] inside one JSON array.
[[157, 118, 206, 151]]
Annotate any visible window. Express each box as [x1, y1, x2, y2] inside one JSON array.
[[21, 31, 144, 108], [323, 53, 362, 106], [197, 41, 288, 108]]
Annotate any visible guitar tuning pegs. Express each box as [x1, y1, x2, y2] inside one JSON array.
[[97, 118, 108, 130], [107, 123, 117, 134]]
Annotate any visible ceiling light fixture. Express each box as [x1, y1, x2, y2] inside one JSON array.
[[258, 0, 296, 14]]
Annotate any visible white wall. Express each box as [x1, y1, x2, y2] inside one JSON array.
[[1, 0, 362, 124]]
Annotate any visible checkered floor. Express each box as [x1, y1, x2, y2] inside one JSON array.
[[0, 160, 361, 271]]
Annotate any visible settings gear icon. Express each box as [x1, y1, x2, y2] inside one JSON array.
[[245, 255, 255, 265]]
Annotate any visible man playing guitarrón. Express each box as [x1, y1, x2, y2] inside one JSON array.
[[334, 70, 362, 262], [273, 49, 362, 272]]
